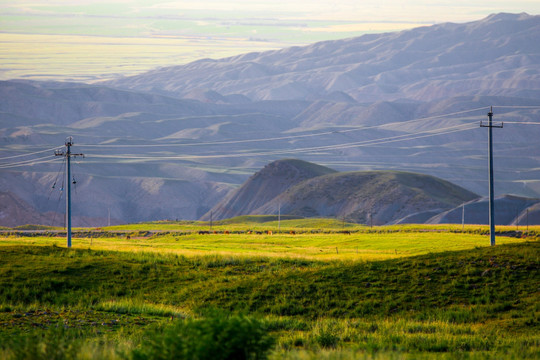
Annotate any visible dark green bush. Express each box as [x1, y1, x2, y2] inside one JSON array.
[[132, 313, 274, 360]]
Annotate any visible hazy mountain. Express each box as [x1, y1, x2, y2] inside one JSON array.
[[106, 13, 540, 103], [2, 13, 540, 226], [0, 191, 54, 227], [514, 202, 540, 227], [204, 159, 479, 224], [427, 195, 540, 225]]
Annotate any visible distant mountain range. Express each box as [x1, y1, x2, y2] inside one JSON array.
[[1, 13, 540, 226], [106, 13, 540, 103]]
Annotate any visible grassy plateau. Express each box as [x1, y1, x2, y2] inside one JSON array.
[[0, 218, 538, 359]]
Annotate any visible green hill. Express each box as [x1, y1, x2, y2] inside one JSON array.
[[201, 159, 337, 221], [255, 169, 479, 224]]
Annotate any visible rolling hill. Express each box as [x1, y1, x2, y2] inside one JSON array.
[[204, 159, 480, 224], [201, 159, 336, 221]]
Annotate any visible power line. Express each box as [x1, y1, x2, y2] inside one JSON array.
[[50, 160, 66, 228], [501, 121, 540, 125], [0, 155, 58, 169], [494, 105, 540, 109], [2, 105, 536, 156], [0, 105, 536, 170], [0, 146, 60, 161], [86, 123, 477, 163], [76, 106, 488, 149]]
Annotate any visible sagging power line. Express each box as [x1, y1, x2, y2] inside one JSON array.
[[76, 106, 488, 149]]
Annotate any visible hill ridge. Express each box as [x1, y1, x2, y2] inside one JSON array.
[[205, 160, 480, 224], [200, 159, 336, 221], [105, 13, 540, 102]]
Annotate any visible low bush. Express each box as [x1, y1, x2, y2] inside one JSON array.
[[131, 312, 274, 360]]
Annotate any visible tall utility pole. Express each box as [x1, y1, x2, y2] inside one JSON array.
[[461, 204, 465, 231], [278, 202, 281, 234], [480, 107, 503, 246], [55, 137, 84, 248]]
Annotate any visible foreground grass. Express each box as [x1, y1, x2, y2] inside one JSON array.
[[0, 237, 538, 359]]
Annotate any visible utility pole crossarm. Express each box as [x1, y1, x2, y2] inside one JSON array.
[[480, 121, 504, 129]]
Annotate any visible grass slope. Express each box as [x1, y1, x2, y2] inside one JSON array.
[[0, 238, 538, 359]]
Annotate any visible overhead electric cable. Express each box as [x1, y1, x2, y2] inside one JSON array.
[[0, 146, 60, 161], [501, 121, 540, 125], [494, 105, 540, 109], [47, 157, 66, 201], [77, 107, 488, 149], [88, 122, 477, 162], [0, 154, 58, 169]]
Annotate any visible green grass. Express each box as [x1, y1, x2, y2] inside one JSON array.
[[0, 227, 538, 359], [213, 215, 304, 225], [12, 224, 63, 230]]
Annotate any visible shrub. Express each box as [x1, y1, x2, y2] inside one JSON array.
[[131, 312, 274, 360], [312, 323, 340, 349]]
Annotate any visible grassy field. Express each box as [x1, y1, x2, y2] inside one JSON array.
[[80, 217, 540, 233], [0, 230, 534, 261], [0, 221, 538, 359]]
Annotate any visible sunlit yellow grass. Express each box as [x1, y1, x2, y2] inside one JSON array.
[[97, 299, 191, 318], [0, 231, 531, 261]]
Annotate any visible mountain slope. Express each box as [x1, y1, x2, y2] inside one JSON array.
[[201, 159, 336, 221], [205, 160, 479, 224], [427, 195, 540, 225], [106, 13, 540, 102], [260, 170, 480, 225]]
